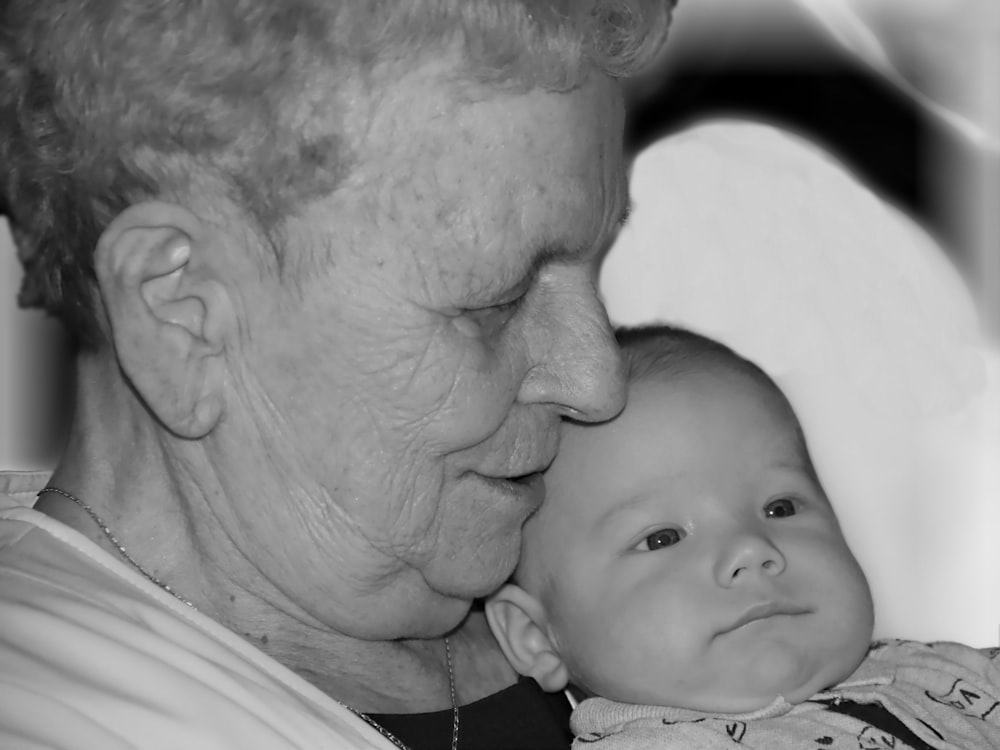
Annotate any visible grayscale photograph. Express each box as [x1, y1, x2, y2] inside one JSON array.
[[1, 2, 997, 748]]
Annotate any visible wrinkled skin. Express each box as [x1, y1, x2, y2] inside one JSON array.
[[213, 61, 630, 640]]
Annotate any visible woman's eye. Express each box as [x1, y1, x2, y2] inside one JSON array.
[[636, 527, 685, 551], [493, 294, 525, 315], [764, 497, 798, 518], [464, 292, 527, 332]]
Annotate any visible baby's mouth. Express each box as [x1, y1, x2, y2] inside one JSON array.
[[725, 601, 813, 634]]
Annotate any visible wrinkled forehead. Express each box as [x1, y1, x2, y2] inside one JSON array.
[[339, 57, 629, 265]]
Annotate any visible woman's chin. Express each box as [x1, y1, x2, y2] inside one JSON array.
[[421, 535, 523, 600]]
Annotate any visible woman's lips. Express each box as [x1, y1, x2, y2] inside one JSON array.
[[476, 471, 546, 507]]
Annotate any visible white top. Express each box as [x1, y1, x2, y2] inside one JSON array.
[[0, 470, 395, 750]]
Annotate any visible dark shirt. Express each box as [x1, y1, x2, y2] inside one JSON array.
[[819, 698, 937, 750], [369, 676, 573, 750]]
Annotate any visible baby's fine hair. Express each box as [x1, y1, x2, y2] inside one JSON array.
[[0, 0, 674, 349], [616, 323, 822, 481], [616, 324, 780, 391]]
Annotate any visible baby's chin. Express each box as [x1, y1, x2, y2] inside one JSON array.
[[586, 677, 826, 716], [659, 652, 866, 715], [651, 679, 828, 716], [705, 681, 826, 715]]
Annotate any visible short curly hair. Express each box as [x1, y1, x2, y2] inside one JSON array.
[[0, 0, 675, 349]]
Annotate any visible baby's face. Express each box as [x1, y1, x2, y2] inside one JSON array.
[[522, 370, 874, 713]]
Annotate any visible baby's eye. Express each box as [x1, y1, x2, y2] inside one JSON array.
[[635, 527, 686, 551], [763, 497, 798, 518]]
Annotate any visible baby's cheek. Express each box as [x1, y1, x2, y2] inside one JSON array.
[[565, 604, 672, 704], [549, 596, 621, 690]]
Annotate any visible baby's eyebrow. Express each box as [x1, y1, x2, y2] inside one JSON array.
[[767, 458, 817, 478], [594, 490, 665, 529]]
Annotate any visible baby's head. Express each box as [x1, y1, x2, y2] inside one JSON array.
[[487, 324, 874, 713]]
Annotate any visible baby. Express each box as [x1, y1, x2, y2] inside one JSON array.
[[486, 324, 1000, 749]]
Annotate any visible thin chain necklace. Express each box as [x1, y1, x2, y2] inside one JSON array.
[[38, 486, 195, 607], [37, 486, 460, 750]]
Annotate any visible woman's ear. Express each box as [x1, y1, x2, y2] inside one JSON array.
[[94, 201, 235, 438], [485, 584, 570, 693]]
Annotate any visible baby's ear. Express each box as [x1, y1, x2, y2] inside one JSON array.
[[485, 584, 569, 693]]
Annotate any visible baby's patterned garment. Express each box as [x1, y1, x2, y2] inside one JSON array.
[[571, 640, 1000, 749]]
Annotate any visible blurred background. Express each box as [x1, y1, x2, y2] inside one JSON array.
[[623, 0, 997, 319], [2, 0, 997, 641]]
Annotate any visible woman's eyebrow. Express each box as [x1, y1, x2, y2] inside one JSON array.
[[528, 198, 633, 272]]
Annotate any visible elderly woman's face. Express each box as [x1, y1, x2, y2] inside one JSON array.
[[232, 64, 629, 637]]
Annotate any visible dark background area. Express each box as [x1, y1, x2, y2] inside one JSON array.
[[627, 70, 927, 222], [620, 23, 978, 277]]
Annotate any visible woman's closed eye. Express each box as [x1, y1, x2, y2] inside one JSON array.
[[462, 288, 530, 334], [763, 497, 799, 518], [633, 526, 686, 552]]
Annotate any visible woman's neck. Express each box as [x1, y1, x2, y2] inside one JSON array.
[[269, 610, 516, 713]]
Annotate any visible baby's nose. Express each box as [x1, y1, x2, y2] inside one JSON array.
[[716, 532, 786, 586]]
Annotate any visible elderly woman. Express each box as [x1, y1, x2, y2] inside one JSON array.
[[0, 1, 673, 748]]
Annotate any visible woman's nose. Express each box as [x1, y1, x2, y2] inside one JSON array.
[[715, 530, 787, 587], [517, 273, 626, 422]]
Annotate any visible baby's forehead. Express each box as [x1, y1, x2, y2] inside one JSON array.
[[541, 366, 810, 501], [630, 363, 803, 431], [546, 367, 758, 469], [628, 356, 772, 397]]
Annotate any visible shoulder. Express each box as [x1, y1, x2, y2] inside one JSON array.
[[0, 489, 393, 750], [865, 639, 1000, 715], [0, 586, 392, 749], [0, 469, 50, 511], [868, 638, 1000, 672]]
